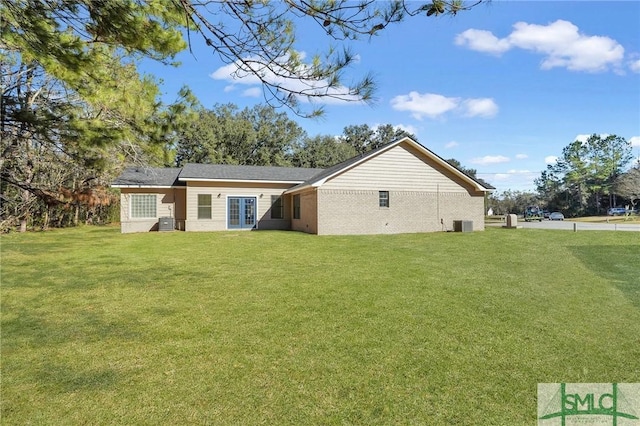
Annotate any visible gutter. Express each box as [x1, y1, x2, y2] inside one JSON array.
[[110, 185, 185, 189]]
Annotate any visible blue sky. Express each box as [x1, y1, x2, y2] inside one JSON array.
[[142, 1, 640, 193]]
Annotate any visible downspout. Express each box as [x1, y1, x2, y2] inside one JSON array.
[[437, 183, 442, 231]]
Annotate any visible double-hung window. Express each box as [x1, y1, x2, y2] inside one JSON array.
[[131, 194, 156, 218], [198, 194, 212, 219], [271, 195, 284, 219], [379, 191, 389, 208]]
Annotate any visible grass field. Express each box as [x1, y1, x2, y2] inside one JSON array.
[[2, 226, 639, 424]]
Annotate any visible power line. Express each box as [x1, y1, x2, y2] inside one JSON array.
[[475, 171, 546, 175]]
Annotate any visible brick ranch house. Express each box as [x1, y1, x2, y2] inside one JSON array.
[[112, 137, 494, 235]]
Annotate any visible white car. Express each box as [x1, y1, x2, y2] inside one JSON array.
[[549, 212, 564, 221]]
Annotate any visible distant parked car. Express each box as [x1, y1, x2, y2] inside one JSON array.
[[549, 212, 564, 221], [543, 210, 551, 219], [607, 207, 627, 216]]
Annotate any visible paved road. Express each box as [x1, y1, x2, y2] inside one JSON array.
[[490, 219, 640, 232]]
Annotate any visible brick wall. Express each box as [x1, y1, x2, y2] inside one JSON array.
[[291, 190, 318, 234], [316, 189, 484, 235]]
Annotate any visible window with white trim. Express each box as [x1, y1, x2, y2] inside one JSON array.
[[198, 194, 212, 219], [131, 194, 157, 218], [379, 191, 389, 208]]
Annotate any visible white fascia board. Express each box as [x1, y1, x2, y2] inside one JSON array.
[[311, 178, 329, 187], [179, 178, 304, 184]]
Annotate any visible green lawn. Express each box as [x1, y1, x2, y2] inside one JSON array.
[[2, 226, 639, 425]]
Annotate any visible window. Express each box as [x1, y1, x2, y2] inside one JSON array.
[[131, 194, 156, 218], [379, 191, 389, 208], [271, 195, 284, 219], [293, 194, 301, 219], [198, 194, 212, 219]]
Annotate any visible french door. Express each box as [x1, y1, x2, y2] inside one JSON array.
[[228, 197, 256, 229]]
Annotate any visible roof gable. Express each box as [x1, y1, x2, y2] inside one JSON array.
[[286, 137, 494, 193]]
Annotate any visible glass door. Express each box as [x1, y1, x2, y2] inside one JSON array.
[[228, 197, 256, 229]]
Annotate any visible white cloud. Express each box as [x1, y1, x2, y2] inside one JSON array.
[[390, 91, 497, 120], [515, 154, 528, 159], [462, 98, 499, 118], [454, 29, 511, 55], [492, 169, 533, 180], [630, 59, 640, 73], [370, 123, 419, 137], [445, 141, 459, 149], [575, 134, 591, 143], [394, 124, 419, 136], [456, 20, 625, 73], [479, 170, 538, 192], [545, 156, 558, 165], [492, 173, 511, 181], [241, 87, 262, 98], [574, 133, 611, 144], [470, 155, 510, 165], [390, 92, 459, 120], [211, 62, 262, 85], [209, 51, 365, 105], [630, 136, 640, 147]]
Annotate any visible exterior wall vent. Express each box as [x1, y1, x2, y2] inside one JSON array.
[[158, 217, 175, 231]]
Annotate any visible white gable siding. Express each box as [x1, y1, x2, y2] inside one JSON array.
[[321, 143, 470, 193]]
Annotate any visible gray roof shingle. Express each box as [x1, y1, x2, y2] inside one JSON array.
[[179, 163, 324, 182], [112, 167, 183, 187], [112, 138, 494, 191]]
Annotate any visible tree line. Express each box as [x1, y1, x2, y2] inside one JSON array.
[[488, 134, 639, 217], [173, 104, 415, 169]]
